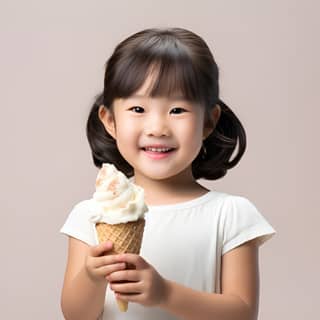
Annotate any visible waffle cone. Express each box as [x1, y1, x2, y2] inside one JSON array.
[[96, 218, 145, 312]]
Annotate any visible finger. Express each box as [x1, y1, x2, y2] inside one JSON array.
[[90, 241, 113, 257], [99, 263, 126, 277], [107, 269, 140, 283], [110, 281, 141, 294], [93, 254, 123, 269], [113, 253, 148, 269], [115, 292, 142, 303]]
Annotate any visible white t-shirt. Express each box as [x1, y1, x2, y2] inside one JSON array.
[[60, 190, 276, 320]]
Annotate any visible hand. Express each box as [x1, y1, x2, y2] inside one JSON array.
[[85, 241, 127, 283], [106, 254, 168, 307]]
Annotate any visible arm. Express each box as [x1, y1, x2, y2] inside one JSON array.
[[159, 239, 260, 320], [60, 237, 107, 320]]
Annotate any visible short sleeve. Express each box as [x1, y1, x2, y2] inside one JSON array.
[[59, 199, 97, 246], [221, 196, 276, 255]]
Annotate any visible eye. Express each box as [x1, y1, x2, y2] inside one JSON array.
[[129, 106, 144, 113], [170, 107, 187, 114]]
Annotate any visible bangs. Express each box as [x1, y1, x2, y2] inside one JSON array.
[[106, 35, 205, 105]]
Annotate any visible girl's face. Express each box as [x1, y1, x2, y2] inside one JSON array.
[[99, 75, 216, 183]]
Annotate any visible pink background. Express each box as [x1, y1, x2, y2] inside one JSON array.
[[1, 1, 318, 319]]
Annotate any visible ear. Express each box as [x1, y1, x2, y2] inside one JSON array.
[[98, 105, 117, 139], [202, 104, 221, 140]]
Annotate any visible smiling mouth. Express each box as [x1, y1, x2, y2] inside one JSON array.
[[141, 147, 176, 153]]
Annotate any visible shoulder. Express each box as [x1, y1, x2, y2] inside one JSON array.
[[200, 190, 252, 204], [72, 198, 93, 210], [202, 192, 261, 225], [60, 199, 97, 246], [216, 192, 256, 208], [196, 191, 263, 222], [220, 193, 269, 225], [69, 198, 99, 217], [217, 193, 276, 254], [199, 191, 254, 213], [210, 192, 262, 219], [66, 199, 97, 221]]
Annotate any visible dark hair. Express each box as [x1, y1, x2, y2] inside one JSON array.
[[86, 27, 246, 180]]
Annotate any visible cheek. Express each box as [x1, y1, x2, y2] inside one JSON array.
[[115, 114, 131, 133], [177, 118, 203, 143], [115, 118, 138, 146], [117, 130, 135, 146]]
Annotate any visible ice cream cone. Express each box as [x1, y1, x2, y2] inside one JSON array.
[[89, 163, 148, 312], [96, 218, 145, 312]]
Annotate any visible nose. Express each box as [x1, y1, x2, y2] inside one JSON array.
[[144, 114, 170, 137]]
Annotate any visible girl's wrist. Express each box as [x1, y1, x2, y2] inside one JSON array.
[[158, 278, 173, 308]]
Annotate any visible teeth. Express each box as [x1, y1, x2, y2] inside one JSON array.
[[145, 147, 172, 152]]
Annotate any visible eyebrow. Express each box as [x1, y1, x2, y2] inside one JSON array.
[[129, 94, 188, 101]]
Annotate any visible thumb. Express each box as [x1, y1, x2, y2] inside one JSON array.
[[90, 241, 113, 257]]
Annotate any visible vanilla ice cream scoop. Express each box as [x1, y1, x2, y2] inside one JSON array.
[[89, 163, 148, 224]]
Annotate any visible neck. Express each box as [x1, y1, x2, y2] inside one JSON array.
[[132, 167, 209, 206]]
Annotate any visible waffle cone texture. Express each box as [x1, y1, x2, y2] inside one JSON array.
[[96, 218, 145, 312]]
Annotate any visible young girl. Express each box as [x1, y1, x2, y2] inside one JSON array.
[[60, 27, 276, 320]]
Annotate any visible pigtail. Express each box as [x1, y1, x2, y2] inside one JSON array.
[[192, 99, 247, 180]]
